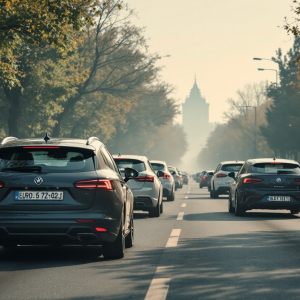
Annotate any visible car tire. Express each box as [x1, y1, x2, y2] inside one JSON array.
[[160, 197, 163, 214], [235, 193, 245, 216], [102, 214, 125, 259], [125, 213, 134, 249], [208, 183, 211, 192], [290, 210, 300, 215], [199, 183, 203, 189], [167, 192, 175, 201], [210, 184, 219, 199], [149, 199, 161, 218], [228, 191, 235, 213]]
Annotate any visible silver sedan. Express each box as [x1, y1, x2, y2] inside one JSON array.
[[150, 160, 176, 201], [113, 155, 163, 217]]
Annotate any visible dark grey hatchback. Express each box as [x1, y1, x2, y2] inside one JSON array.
[[228, 158, 300, 216], [0, 136, 137, 259]]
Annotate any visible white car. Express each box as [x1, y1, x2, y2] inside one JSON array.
[[113, 155, 163, 217], [209, 161, 244, 198], [150, 160, 176, 201]]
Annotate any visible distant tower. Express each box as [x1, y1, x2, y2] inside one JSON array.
[[182, 78, 210, 157]]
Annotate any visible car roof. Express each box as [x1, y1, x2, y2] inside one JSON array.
[[247, 158, 299, 165], [0, 138, 100, 150], [220, 161, 244, 165], [113, 154, 148, 161]]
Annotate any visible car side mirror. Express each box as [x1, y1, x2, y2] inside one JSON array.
[[124, 167, 139, 182], [228, 172, 235, 179], [157, 170, 164, 178]]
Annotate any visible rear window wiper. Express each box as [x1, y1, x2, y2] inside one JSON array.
[[1, 166, 42, 172], [277, 170, 294, 174]]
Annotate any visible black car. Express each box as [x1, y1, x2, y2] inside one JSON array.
[[182, 172, 189, 185], [228, 158, 300, 216], [0, 136, 138, 259], [199, 170, 214, 188]]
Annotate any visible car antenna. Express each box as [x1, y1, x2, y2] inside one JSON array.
[[273, 157, 276, 162], [118, 153, 121, 157], [44, 133, 50, 144]]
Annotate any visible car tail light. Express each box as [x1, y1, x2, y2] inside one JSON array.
[[163, 174, 170, 179], [0, 181, 4, 188], [269, 162, 282, 165], [95, 228, 107, 232], [217, 174, 227, 178], [202, 176, 207, 180], [243, 178, 264, 184], [74, 179, 114, 190], [135, 176, 154, 182], [294, 179, 300, 183]]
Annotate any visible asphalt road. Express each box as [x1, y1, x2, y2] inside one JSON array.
[[2, 181, 300, 299]]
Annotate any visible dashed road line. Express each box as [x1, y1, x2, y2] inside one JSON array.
[[181, 203, 186, 208], [144, 278, 170, 300], [184, 196, 189, 199], [177, 212, 184, 221], [166, 229, 181, 247]]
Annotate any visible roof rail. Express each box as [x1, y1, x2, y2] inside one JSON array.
[[1, 136, 18, 145], [86, 137, 99, 145]]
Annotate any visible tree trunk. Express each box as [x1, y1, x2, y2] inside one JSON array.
[[4, 86, 22, 137]]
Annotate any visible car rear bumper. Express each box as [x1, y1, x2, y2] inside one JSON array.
[[216, 186, 230, 194], [0, 211, 121, 246], [239, 191, 300, 211]]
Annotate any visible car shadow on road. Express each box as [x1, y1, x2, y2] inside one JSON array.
[[184, 211, 300, 221]]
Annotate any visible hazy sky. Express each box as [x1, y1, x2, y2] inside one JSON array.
[[128, 0, 294, 123]]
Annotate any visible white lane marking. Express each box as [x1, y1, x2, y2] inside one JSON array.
[[144, 278, 170, 300], [177, 212, 184, 221], [181, 203, 186, 208], [166, 229, 181, 247], [184, 196, 188, 199]]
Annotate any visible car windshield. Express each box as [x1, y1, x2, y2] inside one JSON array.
[[252, 163, 300, 174], [221, 164, 243, 172], [151, 163, 165, 171], [114, 158, 146, 172], [0, 147, 95, 173]]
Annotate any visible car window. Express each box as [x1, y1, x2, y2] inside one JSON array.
[[114, 158, 146, 172], [221, 164, 243, 172], [151, 163, 165, 171], [252, 163, 300, 174], [0, 147, 95, 173]]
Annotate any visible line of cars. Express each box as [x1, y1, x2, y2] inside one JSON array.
[[0, 135, 187, 259], [196, 158, 300, 217]]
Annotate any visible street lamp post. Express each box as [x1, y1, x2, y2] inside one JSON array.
[[242, 105, 257, 158], [258, 68, 278, 86]]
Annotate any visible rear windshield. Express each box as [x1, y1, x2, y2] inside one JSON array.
[[114, 158, 146, 172], [0, 147, 95, 173], [151, 163, 165, 171], [221, 164, 243, 172], [252, 163, 300, 174], [207, 172, 214, 176]]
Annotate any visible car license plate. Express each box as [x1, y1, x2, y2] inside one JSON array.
[[267, 196, 290, 202], [15, 191, 64, 200]]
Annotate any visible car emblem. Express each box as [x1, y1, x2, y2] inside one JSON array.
[[34, 176, 43, 185], [276, 178, 281, 183]]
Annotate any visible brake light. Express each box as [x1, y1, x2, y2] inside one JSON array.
[[294, 179, 300, 183], [163, 174, 170, 179], [23, 146, 60, 149], [95, 228, 107, 232], [135, 176, 154, 182], [74, 179, 114, 190], [0, 181, 4, 188], [269, 162, 282, 165], [217, 174, 227, 178], [243, 178, 264, 184], [202, 176, 207, 180], [76, 219, 95, 223], [114, 158, 124, 161]]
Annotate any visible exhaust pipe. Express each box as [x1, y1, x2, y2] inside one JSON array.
[[77, 233, 99, 243]]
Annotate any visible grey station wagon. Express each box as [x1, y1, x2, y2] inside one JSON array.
[[0, 135, 138, 259]]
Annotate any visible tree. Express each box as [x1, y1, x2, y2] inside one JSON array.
[[260, 37, 300, 158], [0, 0, 104, 86], [52, 0, 158, 137], [284, 1, 300, 36]]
